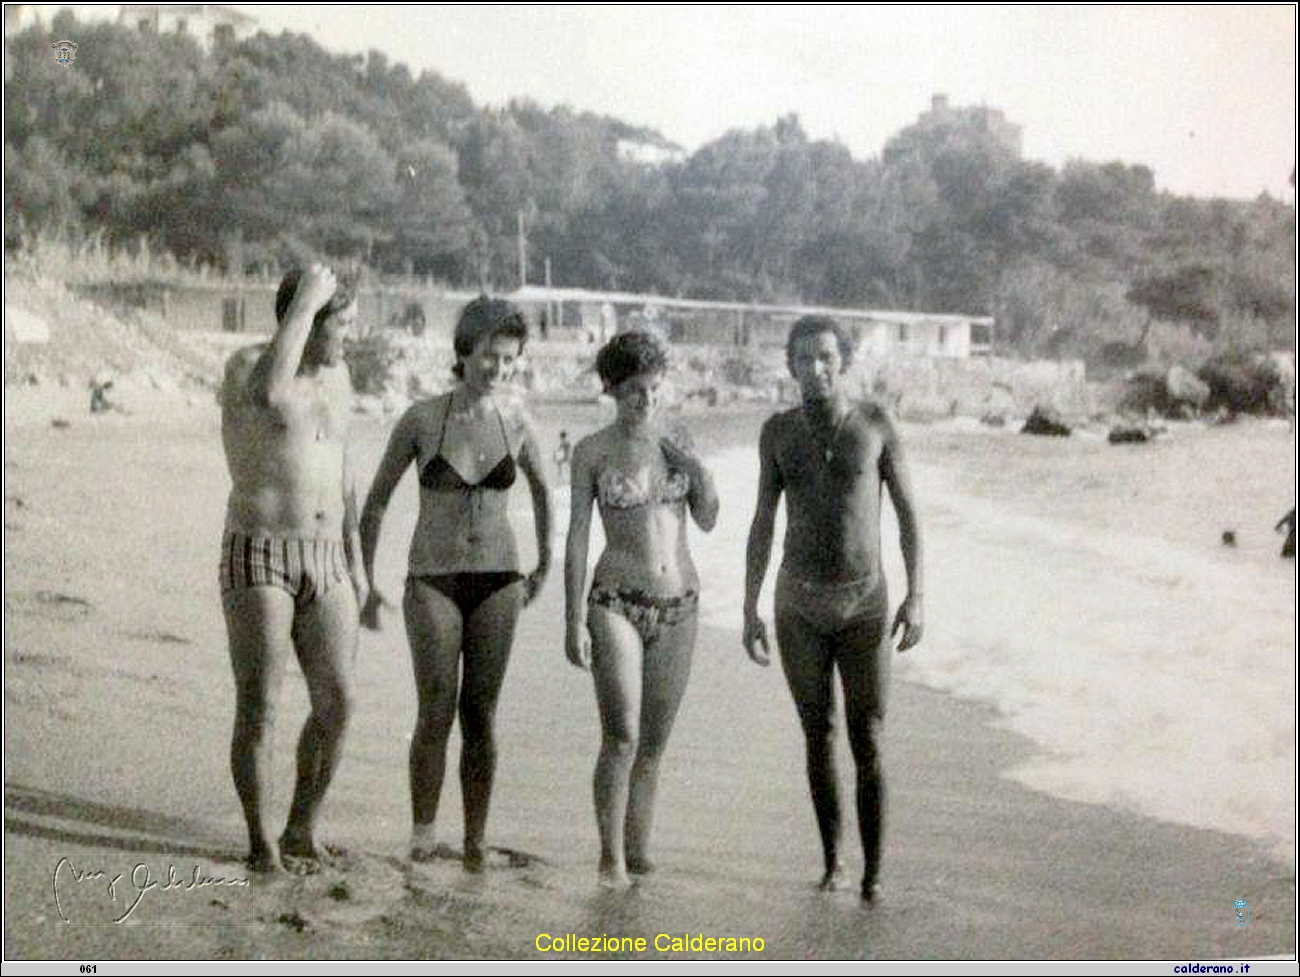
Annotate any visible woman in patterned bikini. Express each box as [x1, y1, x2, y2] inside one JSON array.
[[360, 296, 552, 870], [564, 330, 719, 886]]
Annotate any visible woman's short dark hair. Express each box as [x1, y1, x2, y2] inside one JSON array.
[[785, 315, 854, 374], [595, 330, 670, 390], [452, 295, 529, 379], [275, 267, 356, 332]]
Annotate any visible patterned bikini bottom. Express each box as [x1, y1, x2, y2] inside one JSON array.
[[587, 584, 699, 648]]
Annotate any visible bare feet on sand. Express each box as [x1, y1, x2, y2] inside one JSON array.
[[409, 824, 438, 864], [409, 844, 437, 864], [463, 841, 486, 874], [598, 856, 631, 889], [409, 843, 460, 864], [626, 855, 656, 876], [278, 829, 342, 874], [409, 825, 465, 865], [246, 842, 284, 874], [819, 865, 846, 892]]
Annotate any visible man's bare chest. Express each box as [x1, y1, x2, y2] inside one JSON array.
[[778, 422, 881, 490]]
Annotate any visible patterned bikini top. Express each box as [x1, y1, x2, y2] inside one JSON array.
[[597, 466, 690, 510]]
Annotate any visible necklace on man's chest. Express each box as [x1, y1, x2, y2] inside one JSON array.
[[804, 407, 851, 464]]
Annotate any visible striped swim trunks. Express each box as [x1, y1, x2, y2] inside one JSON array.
[[219, 529, 348, 608]]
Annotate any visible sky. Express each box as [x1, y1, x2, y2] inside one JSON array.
[[32, 4, 1300, 200]]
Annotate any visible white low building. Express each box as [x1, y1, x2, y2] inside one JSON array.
[[506, 285, 994, 358]]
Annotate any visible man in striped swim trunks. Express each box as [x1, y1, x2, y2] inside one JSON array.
[[743, 315, 924, 904], [218, 263, 366, 872]]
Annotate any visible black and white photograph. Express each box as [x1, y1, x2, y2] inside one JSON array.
[[3, 3, 1296, 969]]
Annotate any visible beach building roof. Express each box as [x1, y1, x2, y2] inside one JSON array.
[[506, 285, 993, 329]]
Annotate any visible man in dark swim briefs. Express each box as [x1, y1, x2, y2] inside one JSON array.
[[743, 314, 923, 903]]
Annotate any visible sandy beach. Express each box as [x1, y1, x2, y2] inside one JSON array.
[[3, 391, 1295, 962]]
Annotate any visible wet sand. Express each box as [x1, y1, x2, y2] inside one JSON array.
[[3, 394, 1295, 961]]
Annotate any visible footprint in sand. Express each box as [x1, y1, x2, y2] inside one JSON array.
[[276, 910, 311, 933], [279, 844, 361, 877], [401, 844, 555, 895], [10, 650, 68, 668], [123, 629, 192, 646], [407, 842, 458, 865], [492, 846, 543, 870], [7, 591, 93, 623], [246, 853, 410, 932], [408, 843, 544, 871]]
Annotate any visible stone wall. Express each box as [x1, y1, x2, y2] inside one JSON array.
[[861, 354, 1093, 420]]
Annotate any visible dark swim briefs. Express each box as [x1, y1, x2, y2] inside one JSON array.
[[774, 567, 887, 633], [774, 567, 890, 719]]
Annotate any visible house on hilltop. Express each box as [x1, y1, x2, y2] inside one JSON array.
[[118, 4, 257, 49], [916, 93, 1022, 157]]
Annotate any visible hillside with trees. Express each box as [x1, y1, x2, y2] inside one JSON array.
[[5, 12, 1295, 368]]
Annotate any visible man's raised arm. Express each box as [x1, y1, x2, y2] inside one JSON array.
[[263, 264, 337, 408]]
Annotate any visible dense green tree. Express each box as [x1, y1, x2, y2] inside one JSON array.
[[454, 110, 537, 284], [1127, 264, 1222, 337], [385, 137, 474, 278]]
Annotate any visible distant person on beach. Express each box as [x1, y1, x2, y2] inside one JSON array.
[[218, 264, 365, 872], [89, 372, 117, 413], [360, 296, 552, 871], [565, 330, 719, 886], [743, 314, 923, 903], [554, 430, 573, 481]]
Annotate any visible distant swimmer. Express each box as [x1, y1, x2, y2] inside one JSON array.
[[564, 331, 719, 886], [218, 264, 366, 873], [1276, 508, 1296, 559], [744, 315, 923, 904], [360, 296, 552, 871], [89, 373, 116, 414]]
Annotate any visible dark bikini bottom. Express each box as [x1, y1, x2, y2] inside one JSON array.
[[408, 572, 523, 618]]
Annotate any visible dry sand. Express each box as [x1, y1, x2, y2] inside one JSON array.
[[3, 392, 1295, 962]]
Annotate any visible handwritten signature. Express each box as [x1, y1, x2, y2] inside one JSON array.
[[53, 857, 249, 923]]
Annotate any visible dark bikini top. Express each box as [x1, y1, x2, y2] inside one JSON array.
[[419, 395, 517, 492]]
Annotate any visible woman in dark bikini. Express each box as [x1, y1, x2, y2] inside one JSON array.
[[564, 330, 718, 886], [360, 296, 552, 869]]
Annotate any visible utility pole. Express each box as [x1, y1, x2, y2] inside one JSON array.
[[517, 210, 527, 288], [544, 256, 553, 337]]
